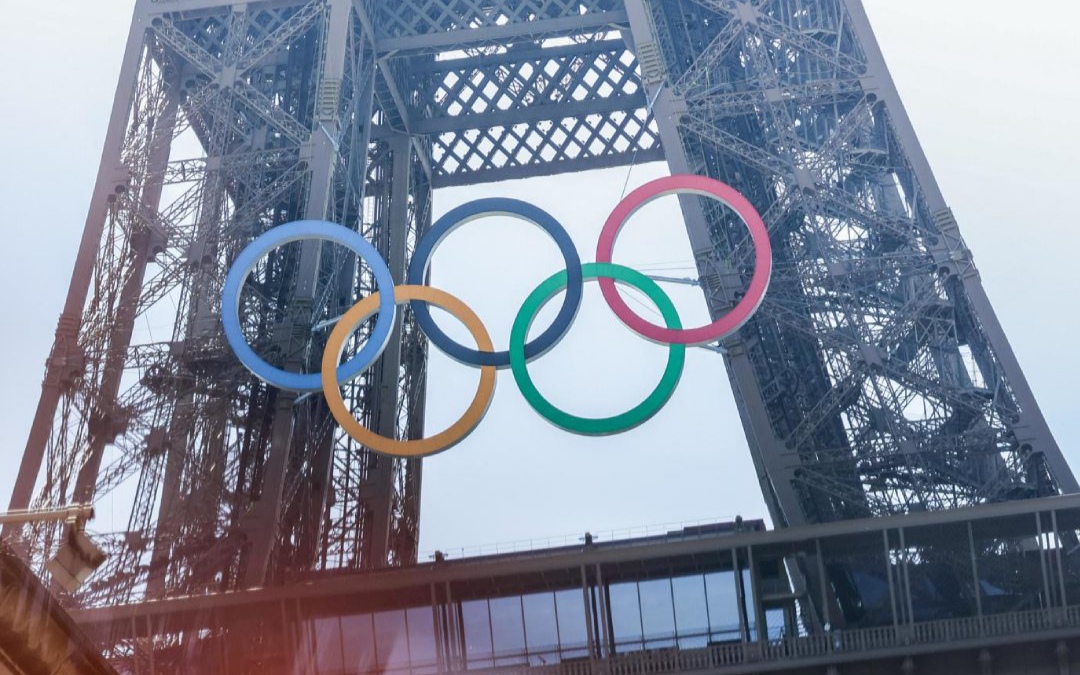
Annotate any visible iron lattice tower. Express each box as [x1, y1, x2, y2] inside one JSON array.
[[6, 0, 1076, 613]]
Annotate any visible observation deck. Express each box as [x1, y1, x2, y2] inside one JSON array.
[[74, 494, 1080, 674]]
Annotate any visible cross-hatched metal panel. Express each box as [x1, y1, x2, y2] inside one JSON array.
[[414, 38, 662, 184]]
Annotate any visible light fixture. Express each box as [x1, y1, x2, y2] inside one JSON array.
[[0, 505, 105, 592], [45, 520, 106, 593]]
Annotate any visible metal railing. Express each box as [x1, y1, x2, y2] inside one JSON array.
[[462, 605, 1080, 675], [417, 516, 738, 561]]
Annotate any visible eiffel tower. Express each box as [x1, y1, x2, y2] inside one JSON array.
[[5, 0, 1076, 671]]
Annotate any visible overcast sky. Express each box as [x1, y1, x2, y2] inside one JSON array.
[[0, 2, 1077, 559]]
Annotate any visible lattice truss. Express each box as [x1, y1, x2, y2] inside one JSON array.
[[8, 0, 669, 608], [368, 0, 662, 184], [639, 0, 1074, 523], [8, 0, 431, 606], [9, 0, 1075, 619]]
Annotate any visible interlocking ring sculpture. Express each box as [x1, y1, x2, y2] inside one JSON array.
[[222, 174, 772, 457]]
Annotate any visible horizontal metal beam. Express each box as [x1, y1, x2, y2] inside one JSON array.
[[414, 94, 648, 134], [71, 492, 1080, 628], [407, 37, 632, 74], [136, 0, 302, 19], [375, 10, 629, 55], [431, 146, 665, 187]]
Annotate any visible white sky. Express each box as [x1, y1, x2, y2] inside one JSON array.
[[0, 1, 1077, 559]]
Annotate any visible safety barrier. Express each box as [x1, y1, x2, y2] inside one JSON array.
[[464, 605, 1080, 675]]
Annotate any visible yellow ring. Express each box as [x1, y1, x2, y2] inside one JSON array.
[[321, 285, 497, 458]]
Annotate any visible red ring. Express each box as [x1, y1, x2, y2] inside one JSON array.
[[595, 174, 772, 346]]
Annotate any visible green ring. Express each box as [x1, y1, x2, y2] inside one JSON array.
[[509, 262, 686, 436]]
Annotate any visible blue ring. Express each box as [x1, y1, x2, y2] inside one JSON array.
[[221, 220, 397, 392], [407, 199, 583, 368]]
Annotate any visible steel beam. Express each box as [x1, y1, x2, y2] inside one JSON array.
[[242, 0, 358, 589], [5, 5, 150, 525], [375, 11, 629, 55], [431, 147, 665, 188], [71, 492, 1080, 629], [842, 0, 1078, 495]]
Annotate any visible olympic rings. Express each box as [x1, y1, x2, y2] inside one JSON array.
[[221, 220, 397, 393], [596, 174, 773, 346], [407, 198, 583, 369], [510, 263, 685, 435], [322, 286, 497, 458], [221, 174, 771, 457]]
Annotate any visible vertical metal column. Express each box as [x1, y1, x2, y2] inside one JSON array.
[[243, 0, 362, 588], [623, 0, 804, 527], [5, 6, 150, 522], [358, 134, 415, 568]]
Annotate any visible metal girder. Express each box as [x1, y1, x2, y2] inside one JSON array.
[[432, 144, 664, 187], [371, 0, 626, 53], [379, 34, 660, 184], [408, 39, 647, 133], [236, 1, 324, 72], [137, 0, 307, 17], [413, 93, 647, 134], [7, 0, 426, 607], [376, 10, 630, 54], [428, 108, 661, 186], [69, 492, 1080, 634], [623, 0, 1076, 532]]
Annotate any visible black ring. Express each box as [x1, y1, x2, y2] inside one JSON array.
[[407, 198, 584, 368]]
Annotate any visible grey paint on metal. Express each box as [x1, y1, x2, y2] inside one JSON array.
[[5, 6, 151, 526], [7, 0, 424, 599], [622, 0, 1077, 529]]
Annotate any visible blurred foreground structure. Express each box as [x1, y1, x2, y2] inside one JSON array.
[[0, 548, 116, 675], [5, 0, 1079, 672]]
